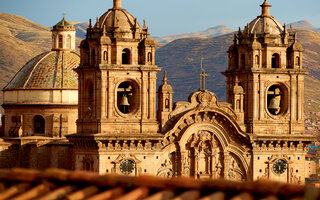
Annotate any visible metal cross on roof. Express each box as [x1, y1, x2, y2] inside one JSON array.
[[199, 70, 209, 91]]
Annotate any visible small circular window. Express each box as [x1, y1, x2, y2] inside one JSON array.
[[119, 159, 135, 174], [267, 84, 287, 116], [117, 81, 139, 114]]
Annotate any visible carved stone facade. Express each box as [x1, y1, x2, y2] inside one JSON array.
[[0, 0, 315, 184], [223, 0, 314, 183]]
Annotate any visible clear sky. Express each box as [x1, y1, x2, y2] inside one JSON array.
[[1, 0, 319, 36]]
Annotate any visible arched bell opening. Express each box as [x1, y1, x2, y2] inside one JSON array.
[[147, 52, 152, 63], [266, 84, 288, 116], [272, 53, 280, 68], [255, 55, 260, 67], [103, 51, 108, 61], [122, 48, 131, 64], [34, 115, 45, 135], [58, 35, 63, 48], [295, 56, 300, 67], [116, 81, 139, 114]]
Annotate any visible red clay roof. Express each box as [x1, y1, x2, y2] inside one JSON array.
[[0, 168, 319, 200]]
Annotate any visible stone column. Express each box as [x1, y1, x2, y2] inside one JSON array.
[[290, 74, 296, 121], [141, 72, 148, 120], [297, 76, 302, 120], [107, 72, 114, 118], [259, 74, 264, 120], [253, 75, 259, 120], [101, 72, 106, 118]]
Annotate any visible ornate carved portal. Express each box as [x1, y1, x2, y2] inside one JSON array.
[[184, 130, 224, 179]]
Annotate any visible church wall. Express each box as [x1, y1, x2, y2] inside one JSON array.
[[3, 90, 78, 104], [0, 142, 20, 168], [75, 150, 165, 176], [0, 141, 74, 170], [3, 106, 77, 137], [253, 149, 308, 184], [305, 159, 317, 178]]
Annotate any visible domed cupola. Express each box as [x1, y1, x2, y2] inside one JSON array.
[[80, 0, 155, 66], [51, 15, 76, 51], [248, 0, 284, 36], [94, 0, 146, 40], [4, 15, 79, 90]]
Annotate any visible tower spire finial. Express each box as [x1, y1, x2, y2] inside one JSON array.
[[294, 32, 298, 41], [260, 0, 271, 17], [163, 71, 168, 84], [113, 0, 121, 9]]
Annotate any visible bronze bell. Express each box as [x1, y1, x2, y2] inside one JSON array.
[[268, 88, 281, 110], [268, 95, 281, 110], [120, 94, 130, 106]]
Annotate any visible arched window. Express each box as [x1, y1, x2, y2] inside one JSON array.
[[165, 99, 169, 109], [241, 54, 245, 68], [255, 55, 260, 66], [236, 99, 241, 110], [272, 53, 280, 68], [86, 80, 94, 116], [58, 35, 63, 48], [296, 56, 300, 66], [148, 52, 152, 63], [122, 49, 131, 64], [34, 115, 45, 134], [66, 35, 71, 49], [91, 49, 96, 65], [104, 51, 108, 61]]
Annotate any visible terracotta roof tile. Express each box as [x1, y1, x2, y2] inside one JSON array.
[[0, 168, 319, 200]]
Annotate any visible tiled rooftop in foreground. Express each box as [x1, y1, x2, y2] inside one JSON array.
[[0, 168, 319, 200]]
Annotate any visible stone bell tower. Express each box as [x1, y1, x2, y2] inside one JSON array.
[[69, 0, 164, 174], [225, 0, 306, 135], [76, 0, 160, 135], [224, 0, 314, 183]]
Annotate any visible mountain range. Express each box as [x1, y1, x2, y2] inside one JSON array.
[[0, 13, 320, 116]]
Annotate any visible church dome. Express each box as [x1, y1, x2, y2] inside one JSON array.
[[248, 17, 283, 35], [97, 0, 142, 39], [248, 0, 284, 35], [52, 16, 75, 31], [4, 51, 79, 90]]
